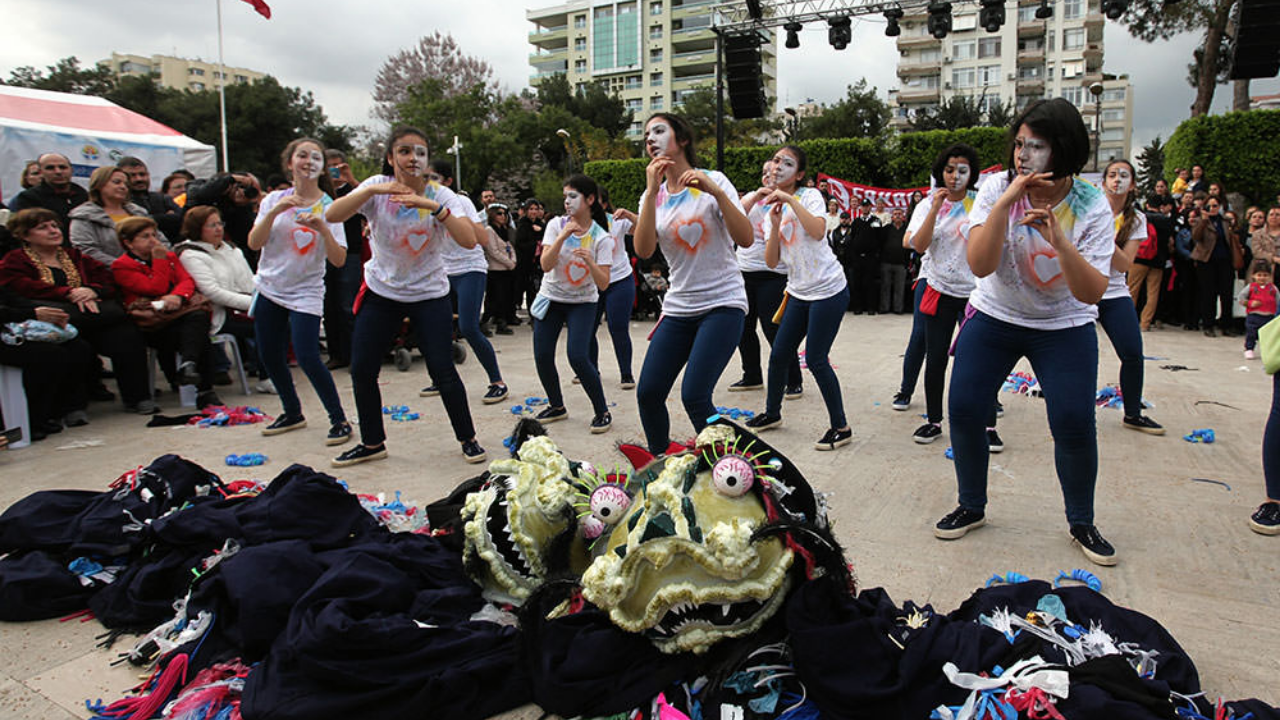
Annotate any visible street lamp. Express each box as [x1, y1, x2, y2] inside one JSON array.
[[448, 135, 463, 188], [556, 128, 574, 175], [1088, 82, 1104, 172]]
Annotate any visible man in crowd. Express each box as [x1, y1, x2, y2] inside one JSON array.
[[10, 152, 88, 233], [187, 171, 263, 268], [879, 207, 909, 314], [118, 157, 183, 239], [514, 199, 545, 315], [322, 149, 365, 369], [847, 199, 882, 314]]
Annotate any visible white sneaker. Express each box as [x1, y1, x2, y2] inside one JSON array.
[[1245, 349, 1256, 360], [254, 379, 277, 394]]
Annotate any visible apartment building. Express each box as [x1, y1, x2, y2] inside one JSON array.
[[103, 53, 265, 93], [527, 0, 778, 138], [889, 0, 1133, 165]]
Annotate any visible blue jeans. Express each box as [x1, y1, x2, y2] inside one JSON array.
[[637, 307, 744, 454], [536, 300, 608, 415], [899, 279, 927, 397], [738, 271, 801, 388], [351, 290, 475, 446], [590, 276, 636, 379], [949, 311, 1099, 525], [1097, 296, 1146, 418], [448, 272, 502, 384], [1245, 313, 1272, 351], [1266, 373, 1280, 499], [252, 294, 346, 425], [768, 287, 849, 429]]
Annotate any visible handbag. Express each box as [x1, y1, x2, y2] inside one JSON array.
[[0, 319, 78, 346], [126, 293, 212, 330], [1260, 314, 1280, 375]]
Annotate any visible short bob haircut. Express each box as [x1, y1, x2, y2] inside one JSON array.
[[87, 165, 127, 206], [775, 144, 810, 186], [644, 113, 699, 168], [932, 143, 980, 189], [182, 205, 222, 241], [1004, 98, 1090, 181], [117, 216, 159, 246], [7, 208, 61, 239]]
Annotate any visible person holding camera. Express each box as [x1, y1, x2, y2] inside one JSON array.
[[188, 171, 264, 270]]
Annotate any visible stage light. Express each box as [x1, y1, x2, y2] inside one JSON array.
[[746, 0, 763, 19], [828, 16, 852, 50], [785, 21, 802, 49], [1101, 0, 1129, 18], [979, 0, 1006, 32], [1035, 0, 1053, 19], [927, 0, 953, 39], [884, 7, 904, 36]]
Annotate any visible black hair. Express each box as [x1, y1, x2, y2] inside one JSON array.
[[1005, 98, 1090, 181], [430, 159, 454, 185], [1104, 159, 1139, 248], [645, 113, 699, 167], [117, 156, 146, 170], [774, 144, 809, 189], [279, 137, 335, 196], [564, 173, 610, 231], [598, 185, 612, 212], [932, 143, 980, 189], [381, 125, 429, 176]]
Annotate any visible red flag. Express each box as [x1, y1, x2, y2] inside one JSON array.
[[240, 0, 271, 18]]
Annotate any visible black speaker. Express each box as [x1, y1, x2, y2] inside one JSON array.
[[724, 34, 767, 119], [1231, 0, 1280, 79]]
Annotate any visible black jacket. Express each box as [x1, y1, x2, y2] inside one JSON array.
[[9, 182, 89, 234], [128, 190, 184, 240]]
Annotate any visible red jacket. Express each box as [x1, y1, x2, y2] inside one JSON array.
[[110, 252, 197, 307], [0, 246, 117, 302]]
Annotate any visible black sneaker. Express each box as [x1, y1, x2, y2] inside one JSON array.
[[934, 506, 986, 540], [913, 423, 942, 444], [892, 392, 911, 411], [419, 385, 440, 397], [987, 428, 1005, 453], [332, 443, 387, 467], [620, 375, 636, 390], [462, 439, 487, 464], [1070, 524, 1117, 566], [815, 427, 852, 450], [536, 406, 568, 423], [744, 411, 782, 431], [591, 411, 613, 434], [1249, 502, 1280, 535], [729, 378, 763, 392], [262, 414, 306, 436], [196, 391, 223, 409], [994, 400, 1005, 418], [483, 384, 509, 405], [326, 421, 353, 446], [1122, 415, 1165, 435], [784, 384, 804, 400]]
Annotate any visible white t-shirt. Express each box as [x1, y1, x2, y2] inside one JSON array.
[[606, 216, 635, 284], [736, 193, 788, 274], [908, 191, 978, 299], [439, 196, 488, 276], [1105, 209, 1147, 300], [639, 170, 748, 316], [355, 175, 472, 303], [254, 189, 347, 316], [762, 187, 846, 301], [965, 174, 1114, 330], [541, 216, 614, 304]]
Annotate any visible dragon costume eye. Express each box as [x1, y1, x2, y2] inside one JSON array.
[[712, 455, 754, 497], [573, 467, 633, 545], [590, 484, 631, 524]]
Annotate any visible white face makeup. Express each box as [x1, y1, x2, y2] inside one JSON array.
[[1105, 167, 1132, 196], [392, 141, 430, 178], [564, 189, 584, 217], [771, 152, 799, 188], [760, 162, 775, 188], [645, 121, 674, 158], [947, 161, 971, 192], [1015, 132, 1052, 176], [296, 148, 324, 180]]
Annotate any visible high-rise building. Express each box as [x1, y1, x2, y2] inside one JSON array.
[[527, 0, 778, 138], [102, 53, 265, 94], [889, 0, 1133, 166]]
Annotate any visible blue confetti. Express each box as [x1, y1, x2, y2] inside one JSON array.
[[225, 453, 267, 467], [944, 447, 954, 460], [1183, 428, 1215, 444]]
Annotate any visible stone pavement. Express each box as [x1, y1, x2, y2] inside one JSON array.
[[1, 312, 1277, 718]]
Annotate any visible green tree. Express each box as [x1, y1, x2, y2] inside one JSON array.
[[795, 79, 891, 140], [534, 74, 632, 137], [1122, 0, 1237, 116], [909, 94, 985, 131], [5, 56, 115, 95], [984, 98, 1016, 129], [372, 31, 497, 125], [668, 87, 783, 149], [1135, 135, 1165, 195]]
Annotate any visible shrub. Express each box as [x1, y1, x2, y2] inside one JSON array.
[[887, 127, 1009, 188], [1165, 110, 1280, 206]]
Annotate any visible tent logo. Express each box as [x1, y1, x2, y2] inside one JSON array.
[[81, 144, 100, 161], [108, 149, 124, 162]]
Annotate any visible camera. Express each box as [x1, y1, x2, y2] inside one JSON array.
[[328, 167, 341, 180], [238, 183, 259, 200]]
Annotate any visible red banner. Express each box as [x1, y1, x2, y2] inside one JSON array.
[[818, 165, 1003, 215]]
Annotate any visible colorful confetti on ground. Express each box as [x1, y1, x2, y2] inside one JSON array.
[[714, 406, 757, 421], [225, 453, 267, 466], [1001, 372, 1039, 395], [1095, 385, 1153, 410], [1183, 429, 1216, 444], [382, 405, 420, 421], [510, 397, 550, 416], [798, 350, 837, 370], [356, 491, 428, 533], [187, 405, 269, 427]]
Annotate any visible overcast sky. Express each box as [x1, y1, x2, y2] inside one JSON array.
[[3, 0, 1276, 162]]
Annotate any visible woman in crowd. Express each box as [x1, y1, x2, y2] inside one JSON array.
[[824, 197, 842, 238], [480, 204, 517, 335], [937, 99, 1118, 566], [729, 160, 802, 396], [111, 217, 220, 409], [590, 187, 636, 389], [1, 208, 154, 413], [1097, 160, 1164, 434], [69, 166, 158, 267], [176, 206, 259, 380], [21, 160, 41, 190], [325, 126, 487, 466], [423, 159, 508, 405], [743, 145, 852, 450], [1207, 182, 1229, 214], [532, 174, 614, 432], [1191, 194, 1244, 337], [0, 282, 94, 440], [1129, 196, 1175, 331], [514, 199, 546, 318], [633, 113, 752, 455], [246, 138, 351, 445], [903, 144, 1000, 450], [1251, 206, 1280, 268]]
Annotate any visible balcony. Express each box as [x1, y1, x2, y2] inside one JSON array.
[[1017, 47, 1045, 64], [672, 3, 713, 21], [1084, 13, 1105, 32], [528, 24, 568, 48], [899, 60, 941, 76], [1016, 76, 1045, 93], [671, 49, 715, 70], [897, 33, 941, 48], [898, 86, 941, 102], [1018, 20, 1046, 37], [529, 50, 568, 65], [672, 72, 715, 91], [1082, 41, 1103, 62], [671, 25, 715, 45]]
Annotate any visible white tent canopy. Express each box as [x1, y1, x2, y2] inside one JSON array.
[[0, 85, 216, 204]]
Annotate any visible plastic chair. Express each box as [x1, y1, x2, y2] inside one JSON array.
[[210, 333, 252, 396], [0, 365, 31, 449], [147, 348, 197, 408]]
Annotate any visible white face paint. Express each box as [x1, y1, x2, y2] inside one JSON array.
[[294, 146, 324, 180], [948, 161, 971, 192], [564, 189, 584, 218], [771, 152, 799, 188], [392, 142, 430, 178], [645, 121, 674, 158], [1105, 167, 1132, 196], [1016, 134, 1052, 176], [760, 162, 775, 189]]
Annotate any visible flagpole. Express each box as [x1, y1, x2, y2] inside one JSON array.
[[216, 0, 230, 172]]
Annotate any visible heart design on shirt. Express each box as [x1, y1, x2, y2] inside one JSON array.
[[1030, 251, 1062, 287], [779, 216, 798, 246], [674, 219, 705, 252], [292, 228, 316, 253], [405, 229, 431, 254], [566, 260, 589, 285]]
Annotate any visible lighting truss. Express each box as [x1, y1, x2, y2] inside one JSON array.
[[713, 0, 935, 34]]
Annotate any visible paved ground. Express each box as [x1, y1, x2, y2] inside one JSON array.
[[1, 311, 1277, 718]]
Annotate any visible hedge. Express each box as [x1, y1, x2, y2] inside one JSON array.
[[585, 128, 1010, 211], [1165, 110, 1280, 206]]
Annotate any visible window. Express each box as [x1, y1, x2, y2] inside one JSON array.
[[234, 74, 248, 83], [120, 61, 150, 73], [978, 37, 1001, 58], [574, 14, 587, 28], [1101, 128, 1124, 142], [978, 64, 1001, 86], [650, 24, 663, 39], [1063, 28, 1084, 51], [650, 48, 664, 62], [651, 71, 663, 86], [1017, 66, 1043, 80], [1017, 5, 1039, 22], [1061, 85, 1083, 105], [651, 96, 664, 109], [906, 75, 941, 89], [188, 67, 205, 76], [575, 59, 588, 73], [1102, 87, 1126, 102], [190, 82, 205, 90], [651, 1, 662, 14], [952, 68, 976, 88], [977, 94, 1002, 112], [917, 48, 942, 63], [625, 74, 643, 89], [1063, 0, 1083, 18], [1061, 60, 1083, 78], [1019, 37, 1045, 52], [952, 13, 977, 31], [626, 98, 643, 112], [575, 37, 587, 51], [1102, 108, 1124, 122], [952, 40, 976, 60], [629, 120, 643, 136]]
